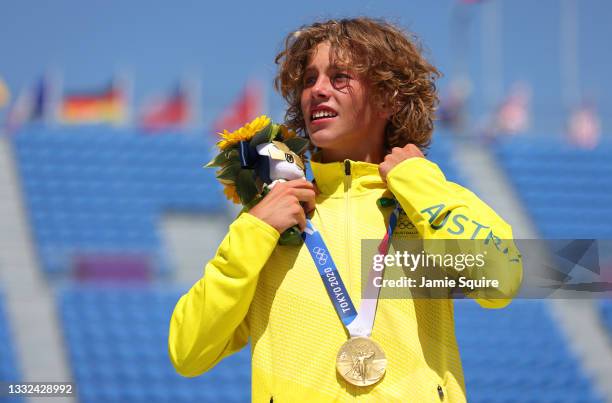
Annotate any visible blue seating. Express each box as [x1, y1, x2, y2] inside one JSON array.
[[495, 137, 612, 238], [58, 288, 605, 402], [18, 129, 607, 402], [58, 286, 251, 403], [12, 128, 227, 277], [14, 127, 462, 278], [428, 131, 468, 187], [601, 300, 612, 337], [454, 300, 603, 403]]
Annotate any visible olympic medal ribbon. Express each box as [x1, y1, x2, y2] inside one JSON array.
[[303, 220, 358, 327], [302, 201, 400, 334], [346, 203, 400, 337]]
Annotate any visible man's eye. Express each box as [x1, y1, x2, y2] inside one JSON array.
[[332, 73, 351, 89], [303, 76, 316, 87]]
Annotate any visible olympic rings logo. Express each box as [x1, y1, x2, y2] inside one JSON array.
[[312, 247, 328, 265], [398, 220, 415, 230]]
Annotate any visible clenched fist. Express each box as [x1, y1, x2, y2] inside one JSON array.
[[249, 179, 316, 234], [378, 143, 425, 182]]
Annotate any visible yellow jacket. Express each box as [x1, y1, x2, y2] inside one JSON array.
[[169, 157, 522, 402]]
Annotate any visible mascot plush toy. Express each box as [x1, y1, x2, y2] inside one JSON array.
[[206, 115, 310, 245]]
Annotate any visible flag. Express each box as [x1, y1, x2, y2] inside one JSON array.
[[139, 84, 191, 132], [0, 76, 9, 108], [568, 102, 600, 149], [492, 82, 531, 135], [59, 79, 126, 125], [4, 77, 52, 134], [212, 81, 263, 134], [4, 89, 32, 134]]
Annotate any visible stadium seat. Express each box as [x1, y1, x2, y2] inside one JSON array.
[[58, 285, 251, 403], [41, 131, 607, 403], [427, 130, 468, 187], [454, 299, 603, 403], [13, 127, 459, 279], [12, 128, 227, 277], [600, 300, 612, 337], [495, 137, 612, 239]]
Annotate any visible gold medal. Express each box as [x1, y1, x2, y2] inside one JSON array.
[[336, 336, 387, 386]]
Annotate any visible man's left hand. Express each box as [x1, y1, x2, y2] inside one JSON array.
[[379, 144, 425, 182]]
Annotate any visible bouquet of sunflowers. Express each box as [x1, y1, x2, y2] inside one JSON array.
[[206, 115, 310, 245]]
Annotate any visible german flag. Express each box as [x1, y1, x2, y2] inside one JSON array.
[[59, 81, 126, 124]]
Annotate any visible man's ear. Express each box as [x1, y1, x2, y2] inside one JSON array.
[[373, 92, 395, 120], [376, 102, 394, 120]]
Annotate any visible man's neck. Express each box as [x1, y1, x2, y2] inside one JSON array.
[[320, 146, 385, 164]]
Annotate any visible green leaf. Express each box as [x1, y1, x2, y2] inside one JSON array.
[[216, 162, 241, 181], [284, 137, 310, 155], [249, 124, 274, 147], [205, 148, 238, 168], [235, 169, 259, 205], [270, 124, 281, 141]]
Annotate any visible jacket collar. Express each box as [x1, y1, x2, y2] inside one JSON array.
[[309, 157, 386, 198]]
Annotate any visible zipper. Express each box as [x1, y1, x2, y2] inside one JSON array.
[[343, 160, 352, 295]]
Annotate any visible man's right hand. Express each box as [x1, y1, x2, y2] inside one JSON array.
[[249, 179, 316, 234]]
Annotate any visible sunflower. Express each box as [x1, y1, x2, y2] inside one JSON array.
[[279, 124, 297, 140], [206, 114, 309, 207], [217, 115, 271, 150], [222, 183, 241, 204]]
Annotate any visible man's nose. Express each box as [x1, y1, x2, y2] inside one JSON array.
[[312, 76, 332, 98]]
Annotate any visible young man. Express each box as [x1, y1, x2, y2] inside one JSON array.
[[169, 18, 521, 402]]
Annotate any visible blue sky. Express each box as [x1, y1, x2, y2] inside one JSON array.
[[1, 0, 610, 135]]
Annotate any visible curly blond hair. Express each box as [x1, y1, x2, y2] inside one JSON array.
[[274, 17, 441, 152]]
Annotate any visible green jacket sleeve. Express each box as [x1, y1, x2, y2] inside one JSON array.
[[168, 212, 280, 377], [386, 157, 523, 309]]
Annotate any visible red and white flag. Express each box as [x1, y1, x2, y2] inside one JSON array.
[[139, 85, 192, 132], [567, 103, 600, 149], [212, 81, 263, 134], [492, 82, 531, 135]]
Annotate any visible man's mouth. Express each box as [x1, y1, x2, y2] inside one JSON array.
[[310, 110, 338, 122]]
